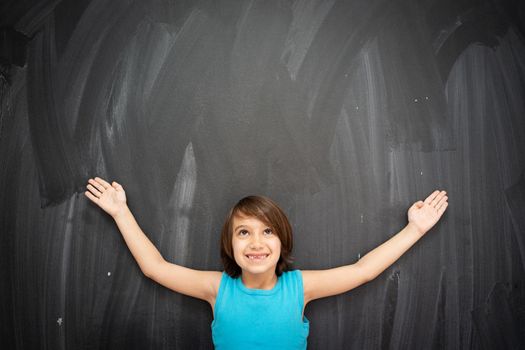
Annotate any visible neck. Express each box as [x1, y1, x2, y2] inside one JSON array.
[[241, 270, 278, 290]]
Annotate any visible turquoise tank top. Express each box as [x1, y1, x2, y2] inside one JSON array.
[[211, 269, 310, 349]]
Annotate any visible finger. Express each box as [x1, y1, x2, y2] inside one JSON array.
[[84, 190, 99, 203], [112, 181, 123, 190], [86, 184, 102, 197], [94, 177, 111, 189], [89, 178, 106, 193], [424, 190, 440, 205], [431, 191, 446, 207], [437, 202, 448, 215], [436, 195, 448, 209]]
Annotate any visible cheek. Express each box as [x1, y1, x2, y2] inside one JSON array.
[[231, 245, 243, 265], [272, 240, 282, 255], [231, 240, 244, 256]]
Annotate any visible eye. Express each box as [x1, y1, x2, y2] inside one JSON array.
[[238, 229, 249, 237], [263, 228, 273, 235]]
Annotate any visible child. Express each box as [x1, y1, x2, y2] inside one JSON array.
[[85, 177, 448, 349]]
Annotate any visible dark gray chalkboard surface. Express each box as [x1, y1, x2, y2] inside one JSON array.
[[1, 0, 524, 349]]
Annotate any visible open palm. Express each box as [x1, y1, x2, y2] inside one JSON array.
[[407, 190, 448, 235], [85, 177, 127, 218]]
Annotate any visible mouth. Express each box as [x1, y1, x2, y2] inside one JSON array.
[[245, 254, 269, 261]]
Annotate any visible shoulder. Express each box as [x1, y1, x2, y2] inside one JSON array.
[[280, 269, 301, 278], [209, 271, 231, 318], [210, 271, 225, 293], [280, 269, 304, 287]]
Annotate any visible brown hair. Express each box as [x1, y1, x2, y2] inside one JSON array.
[[220, 195, 294, 277]]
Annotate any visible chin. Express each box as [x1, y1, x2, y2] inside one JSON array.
[[236, 256, 279, 274]]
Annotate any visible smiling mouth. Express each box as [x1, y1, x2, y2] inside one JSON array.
[[245, 254, 269, 261]]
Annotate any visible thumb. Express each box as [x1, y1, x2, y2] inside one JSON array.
[[411, 200, 424, 210]]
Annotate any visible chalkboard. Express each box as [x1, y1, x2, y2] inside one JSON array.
[[1, 0, 524, 348]]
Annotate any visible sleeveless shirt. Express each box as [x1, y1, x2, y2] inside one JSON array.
[[211, 269, 310, 349]]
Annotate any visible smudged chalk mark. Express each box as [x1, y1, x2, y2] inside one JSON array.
[[281, 0, 337, 80], [432, 16, 463, 54], [505, 172, 525, 272], [431, 268, 447, 349], [381, 270, 400, 349], [165, 142, 197, 263], [472, 281, 525, 349]]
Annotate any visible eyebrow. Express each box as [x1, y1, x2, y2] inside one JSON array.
[[233, 224, 272, 232]]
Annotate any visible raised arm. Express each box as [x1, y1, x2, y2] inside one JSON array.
[[85, 177, 221, 306], [302, 190, 448, 304]]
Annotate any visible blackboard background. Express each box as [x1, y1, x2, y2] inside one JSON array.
[[1, 0, 525, 349]]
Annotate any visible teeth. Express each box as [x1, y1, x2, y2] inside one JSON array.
[[247, 255, 268, 260]]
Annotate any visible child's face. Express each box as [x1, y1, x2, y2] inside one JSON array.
[[231, 214, 281, 277]]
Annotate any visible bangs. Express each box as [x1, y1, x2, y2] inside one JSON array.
[[232, 206, 273, 228]]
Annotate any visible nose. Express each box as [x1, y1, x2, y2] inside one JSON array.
[[249, 232, 263, 248]]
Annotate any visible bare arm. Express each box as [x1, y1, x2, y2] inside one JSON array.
[[302, 190, 448, 304], [85, 177, 221, 305]]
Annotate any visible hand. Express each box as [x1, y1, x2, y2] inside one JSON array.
[[407, 190, 448, 235], [85, 177, 127, 218]]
